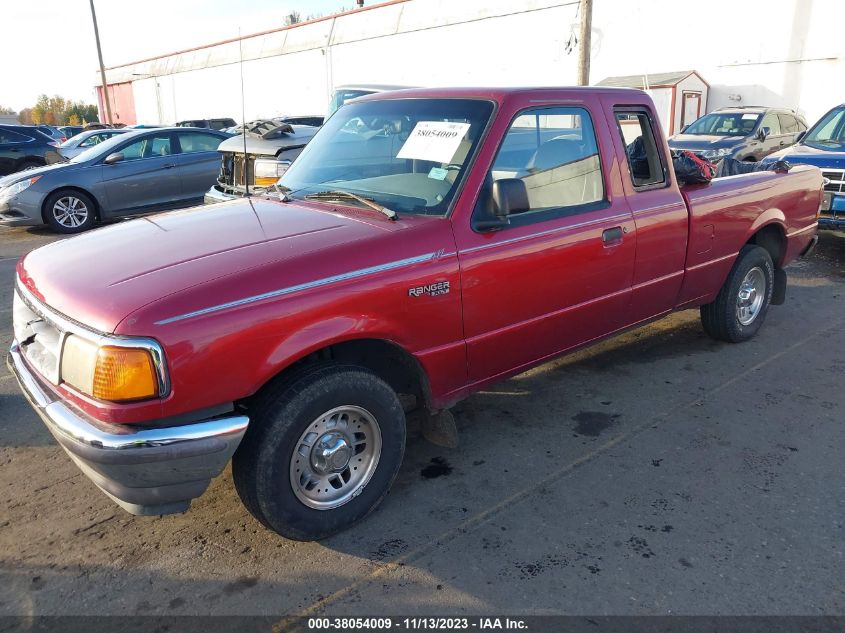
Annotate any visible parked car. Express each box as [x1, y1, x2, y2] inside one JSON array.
[[0, 127, 227, 233], [668, 106, 807, 163], [176, 117, 237, 131], [33, 124, 68, 144], [58, 125, 85, 139], [763, 103, 845, 231], [0, 124, 62, 175], [57, 128, 129, 160], [7, 87, 821, 540], [203, 119, 320, 203], [204, 85, 412, 203]]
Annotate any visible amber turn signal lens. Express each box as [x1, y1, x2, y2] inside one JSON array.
[[92, 346, 158, 402]]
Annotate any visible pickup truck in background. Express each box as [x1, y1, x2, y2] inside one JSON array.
[[9, 87, 821, 540], [204, 84, 413, 203], [763, 102, 845, 231]]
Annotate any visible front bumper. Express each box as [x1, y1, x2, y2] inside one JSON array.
[[7, 342, 249, 516], [0, 189, 45, 226], [819, 194, 845, 231], [204, 185, 242, 205]]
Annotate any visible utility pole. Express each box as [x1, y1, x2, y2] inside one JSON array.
[[576, 0, 593, 86], [89, 0, 113, 125]]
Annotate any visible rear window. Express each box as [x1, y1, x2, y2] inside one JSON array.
[[0, 128, 33, 143]]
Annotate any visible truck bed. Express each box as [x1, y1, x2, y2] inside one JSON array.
[[677, 165, 822, 307]]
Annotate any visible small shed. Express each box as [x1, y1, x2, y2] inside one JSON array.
[[598, 70, 709, 136]]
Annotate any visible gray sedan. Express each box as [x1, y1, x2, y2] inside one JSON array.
[[0, 127, 227, 233], [58, 128, 128, 160]]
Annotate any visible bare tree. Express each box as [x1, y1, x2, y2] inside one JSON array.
[[284, 11, 301, 25]]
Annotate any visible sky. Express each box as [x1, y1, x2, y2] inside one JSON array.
[[0, 0, 353, 112]]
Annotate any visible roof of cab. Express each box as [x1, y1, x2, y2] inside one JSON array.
[[351, 85, 649, 103]]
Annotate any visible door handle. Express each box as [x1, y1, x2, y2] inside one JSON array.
[[162, 163, 176, 169], [602, 226, 624, 244]]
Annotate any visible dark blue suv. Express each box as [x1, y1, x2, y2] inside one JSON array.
[[0, 125, 63, 176], [764, 104, 845, 231]]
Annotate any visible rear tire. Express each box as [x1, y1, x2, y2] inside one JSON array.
[[43, 189, 97, 233], [700, 245, 774, 343], [233, 363, 406, 540]]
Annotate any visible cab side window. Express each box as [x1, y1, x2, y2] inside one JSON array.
[[614, 109, 666, 188], [480, 106, 605, 224], [760, 114, 782, 136]]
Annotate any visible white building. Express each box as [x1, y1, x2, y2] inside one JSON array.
[[95, 0, 845, 130]]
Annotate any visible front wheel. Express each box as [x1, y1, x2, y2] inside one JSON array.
[[700, 245, 774, 342], [233, 364, 406, 540], [43, 189, 97, 233]]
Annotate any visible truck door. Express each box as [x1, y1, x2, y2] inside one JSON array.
[[454, 101, 636, 382], [604, 101, 689, 326]]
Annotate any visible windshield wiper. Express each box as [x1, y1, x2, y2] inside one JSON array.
[[304, 190, 397, 220]]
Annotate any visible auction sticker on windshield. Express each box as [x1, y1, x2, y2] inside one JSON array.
[[397, 121, 471, 164]]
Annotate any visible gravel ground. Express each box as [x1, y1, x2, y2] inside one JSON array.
[[0, 224, 843, 619]]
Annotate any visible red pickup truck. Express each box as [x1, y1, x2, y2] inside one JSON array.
[[9, 87, 821, 540]]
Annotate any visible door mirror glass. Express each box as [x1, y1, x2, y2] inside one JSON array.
[[104, 151, 124, 165], [757, 127, 770, 141]]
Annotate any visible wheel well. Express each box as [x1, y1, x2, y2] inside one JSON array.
[[747, 224, 785, 267], [41, 186, 101, 224], [248, 339, 433, 414], [742, 157, 757, 162]]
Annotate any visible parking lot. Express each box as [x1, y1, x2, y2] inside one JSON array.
[[0, 225, 843, 618]]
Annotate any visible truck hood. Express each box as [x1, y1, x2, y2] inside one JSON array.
[[217, 125, 319, 157], [17, 198, 414, 334], [765, 142, 845, 169], [667, 134, 742, 151]]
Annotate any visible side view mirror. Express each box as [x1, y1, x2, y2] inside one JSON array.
[[796, 130, 806, 142], [104, 151, 125, 165], [757, 127, 771, 141], [492, 178, 529, 216], [680, 125, 689, 133]]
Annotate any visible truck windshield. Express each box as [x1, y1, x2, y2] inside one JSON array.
[[802, 107, 845, 149], [280, 98, 494, 216], [684, 112, 760, 137]]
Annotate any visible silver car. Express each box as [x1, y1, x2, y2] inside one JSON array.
[[58, 128, 128, 160], [0, 127, 227, 233]]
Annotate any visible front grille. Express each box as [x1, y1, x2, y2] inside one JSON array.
[[218, 152, 255, 189], [822, 169, 844, 193], [13, 290, 64, 384]]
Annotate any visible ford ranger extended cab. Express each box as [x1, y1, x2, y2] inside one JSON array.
[[8, 87, 821, 540]]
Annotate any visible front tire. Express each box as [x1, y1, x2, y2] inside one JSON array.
[[700, 245, 774, 342], [233, 364, 406, 540], [44, 189, 97, 233]]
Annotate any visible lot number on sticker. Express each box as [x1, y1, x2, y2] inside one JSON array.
[[397, 121, 471, 164]]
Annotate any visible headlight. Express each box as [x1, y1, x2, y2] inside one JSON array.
[[61, 335, 160, 402], [701, 148, 732, 160], [253, 158, 291, 186], [0, 176, 41, 199]]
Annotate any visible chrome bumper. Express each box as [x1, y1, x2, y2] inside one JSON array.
[[7, 342, 249, 516], [203, 185, 240, 205]]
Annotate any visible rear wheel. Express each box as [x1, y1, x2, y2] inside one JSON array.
[[43, 189, 97, 233], [233, 363, 406, 540], [700, 245, 774, 342]]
